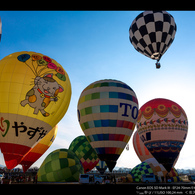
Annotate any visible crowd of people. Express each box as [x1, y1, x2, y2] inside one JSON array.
[[1, 174, 38, 184], [0, 167, 38, 184]]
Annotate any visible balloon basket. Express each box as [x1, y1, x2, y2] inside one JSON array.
[[156, 62, 161, 69]]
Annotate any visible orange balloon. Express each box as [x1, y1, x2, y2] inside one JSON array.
[[133, 130, 153, 162]]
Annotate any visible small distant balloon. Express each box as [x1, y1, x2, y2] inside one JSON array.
[[96, 160, 107, 174]]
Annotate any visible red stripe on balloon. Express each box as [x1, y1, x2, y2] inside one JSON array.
[[0, 143, 31, 169], [21, 152, 42, 172], [116, 120, 135, 130]]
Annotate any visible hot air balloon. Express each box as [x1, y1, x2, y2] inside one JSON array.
[[20, 125, 58, 172], [133, 130, 179, 166], [130, 161, 154, 182], [133, 130, 153, 162], [0, 51, 71, 169], [69, 135, 99, 173], [37, 149, 84, 182], [129, 11, 177, 69], [77, 79, 139, 172], [130, 161, 182, 183], [144, 158, 181, 182], [96, 160, 107, 174], [137, 98, 188, 172]]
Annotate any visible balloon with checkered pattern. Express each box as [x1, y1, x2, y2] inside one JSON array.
[[69, 135, 99, 173], [130, 161, 182, 183], [130, 161, 153, 182], [37, 149, 84, 182], [77, 79, 139, 172], [129, 11, 177, 69]]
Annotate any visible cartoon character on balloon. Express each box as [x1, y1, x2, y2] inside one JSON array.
[[18, 53, 66, 117]]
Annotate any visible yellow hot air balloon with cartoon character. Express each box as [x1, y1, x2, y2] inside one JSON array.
[[0, 51, 71, 169]]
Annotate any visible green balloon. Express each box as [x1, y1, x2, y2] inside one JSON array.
[[37, 148, 84, 182], [130, 162, 153, 182], [69, 135, 99, 173]]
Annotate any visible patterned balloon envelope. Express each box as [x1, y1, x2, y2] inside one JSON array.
[[96, 160, 107, 174], [133, 130, 153, 162], [69, 135, 99, 173], [0, 51, 71, 169], [20, 125, 58, 173], [129, 11, 177, 68], [144, 158, 179, 179], [37, 148, 84, 182], [77, 79, 139, 172], [130, 161, 154, 182], [130, 161, 182, 183], [137, 98, 188, 172], [133, 130, 179, 166]]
